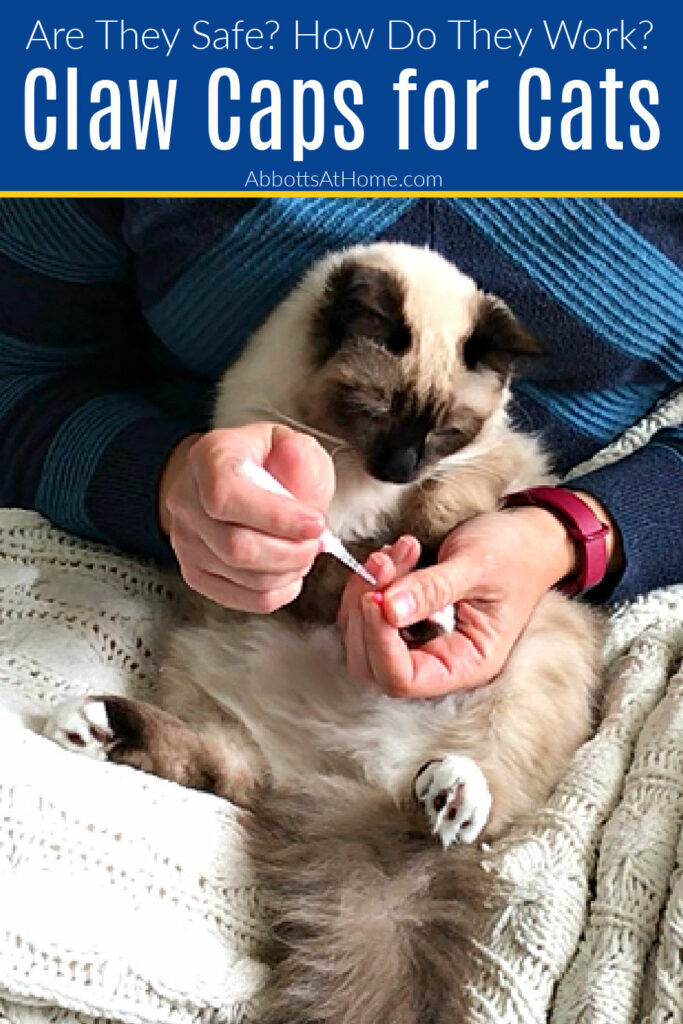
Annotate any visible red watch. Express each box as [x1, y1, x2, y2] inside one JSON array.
[[502, 486, 609, 597]]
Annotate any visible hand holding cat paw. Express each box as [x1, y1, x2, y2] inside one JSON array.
[[339, 507, 579, 697], [338, 536, 476, 698], [338, 538, 478, 699], [375, 507, 579, 695], [159, 424, 334, 612]]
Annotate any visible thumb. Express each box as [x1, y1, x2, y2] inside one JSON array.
[[266, 427, 335, 515], [382, 555, 479, 629]]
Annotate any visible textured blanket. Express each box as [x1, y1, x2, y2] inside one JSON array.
[[0, 394, 681, 1024]]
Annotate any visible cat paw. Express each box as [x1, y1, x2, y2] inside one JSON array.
[[43, 697, 115, 760], [413, 755, 492, 847]]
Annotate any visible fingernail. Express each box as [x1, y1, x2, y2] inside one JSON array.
[[388, 590, 416, 623], [367, 552, 386, 574], [299, 513, 324, 538], [392, 536, 414, 562]]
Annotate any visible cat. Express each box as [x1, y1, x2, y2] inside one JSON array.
[[45, 242, 604, 1024]]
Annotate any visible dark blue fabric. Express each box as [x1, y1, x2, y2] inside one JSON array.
[[86, 414, 202, 561], [0, 252, 140, 349], [0, 197, 679, 601], [120, 198, 260, 305], [605, 199, 683, 272], [568, 443, 682, 602], [0, 372, 112, 511]]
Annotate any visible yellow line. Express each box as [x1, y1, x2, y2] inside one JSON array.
[[1, 191, 682, 198]]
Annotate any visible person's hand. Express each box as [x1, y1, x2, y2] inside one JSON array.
[[337, 497, 618, 698], [159, 424, 334, 611]]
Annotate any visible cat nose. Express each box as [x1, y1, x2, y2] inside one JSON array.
[[370, 444, 421, 484]]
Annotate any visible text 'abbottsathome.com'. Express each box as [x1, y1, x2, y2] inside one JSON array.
[[244, 171, 444, 189]]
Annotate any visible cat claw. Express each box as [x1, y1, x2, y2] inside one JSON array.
[[43, 697, 114, 760], [413, 755, 491, 847]]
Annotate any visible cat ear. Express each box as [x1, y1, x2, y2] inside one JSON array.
[[463, 296, 544, 376], [315, 260, 411, 360]]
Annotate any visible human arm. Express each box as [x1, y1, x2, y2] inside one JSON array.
[[337, 488, 621, 697], [564, 427, 683, 602], [340, 421, 683, 699], [0, 199, 334, 611], [0, 198, 207, 560]]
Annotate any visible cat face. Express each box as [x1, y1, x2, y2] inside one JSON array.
[[299, 245, 542, 485]]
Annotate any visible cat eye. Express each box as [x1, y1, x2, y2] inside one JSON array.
[[428, 427, 463, 442], [426, 427, 465, 454]]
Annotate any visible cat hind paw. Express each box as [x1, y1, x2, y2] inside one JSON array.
[[43, 697, 114, 760], [413, 754, 491, 847]]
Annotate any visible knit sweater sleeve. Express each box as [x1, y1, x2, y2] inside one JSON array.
[[566, 424, 683, 603], [0, 199, 201, 562]]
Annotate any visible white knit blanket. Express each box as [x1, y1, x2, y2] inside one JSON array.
[[0, 395, 681, 1024]]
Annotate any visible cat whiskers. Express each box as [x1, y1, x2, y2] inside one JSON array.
[[330, 446, 364, 475], [432, 461, 506, 486], [254, 402, 350, 454]]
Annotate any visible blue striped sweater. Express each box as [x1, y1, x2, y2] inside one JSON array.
[[0, 197, 681, 603]]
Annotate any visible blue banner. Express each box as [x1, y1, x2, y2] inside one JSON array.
[[0, 0, 680, 192]]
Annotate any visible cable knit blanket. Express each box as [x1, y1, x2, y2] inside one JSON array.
[[0, 394, 681, 1024]]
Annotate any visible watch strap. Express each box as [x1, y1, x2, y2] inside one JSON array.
[[502, 486, 609, 596]]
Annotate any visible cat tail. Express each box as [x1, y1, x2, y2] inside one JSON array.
[[246, 775, 504, 1024]]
